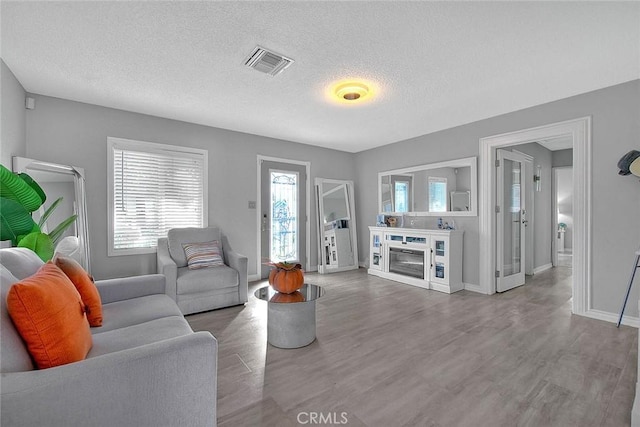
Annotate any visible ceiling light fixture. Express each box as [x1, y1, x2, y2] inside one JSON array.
[[335, 82, 369, 101], [331, 81, 373, 104]]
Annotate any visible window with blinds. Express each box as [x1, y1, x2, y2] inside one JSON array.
[[107, 137, 208, 255]]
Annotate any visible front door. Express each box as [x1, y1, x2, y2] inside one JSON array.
[[260, 159, 307, 279], [496, 149, 527, 292]]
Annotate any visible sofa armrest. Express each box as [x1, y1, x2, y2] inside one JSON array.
[[225, 249, 248, 303], [1, 332, 217, 427], [157, 237, 178, 302], [95, 274, 166, 304]]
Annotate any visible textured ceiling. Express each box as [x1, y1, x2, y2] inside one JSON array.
[[2, 1, 639, 153]]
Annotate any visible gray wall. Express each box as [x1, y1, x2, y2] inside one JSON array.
[[25, 95, 356, 280], [355, 79, 640, 317], [20, 78, 640, 319], [1, 59, 26, 167], [556, 167, 573, 251], [553, 149, 573, 167]]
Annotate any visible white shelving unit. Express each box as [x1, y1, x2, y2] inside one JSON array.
[[368, 226, 464, 293]]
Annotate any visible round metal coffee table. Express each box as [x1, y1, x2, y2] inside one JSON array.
[[254, 284, 325, 349]]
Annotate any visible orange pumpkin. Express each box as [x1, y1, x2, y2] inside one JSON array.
[[268, 262, 304, 294], [270, 291, 305, 303]]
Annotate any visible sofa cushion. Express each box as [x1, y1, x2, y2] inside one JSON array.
[[168, 227, 221, 268], [0, 265, 34, 373], [0, 247, 44, 280], [54, 255, 103, 327], [88, 316, 193, 358], [176, 265, 239, 295], [6, 263, 92, 369], [95, 294, 183, 333], [183, 240, 224, 269]]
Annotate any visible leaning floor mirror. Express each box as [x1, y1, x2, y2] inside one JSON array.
[[315, 178, 358, 274], [13, 156, 91, 272]]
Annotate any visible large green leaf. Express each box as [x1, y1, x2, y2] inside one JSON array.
[[18, 172, 47, 207], [17, 232, 54, 262], [0, 164, 45, 212], [0, 198, 38, 244], [49, 214, 78, 246]]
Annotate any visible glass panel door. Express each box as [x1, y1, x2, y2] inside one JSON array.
[[260, 160, 307, 279], [270, 170, 298, 262], [497, 149, 526, 292]]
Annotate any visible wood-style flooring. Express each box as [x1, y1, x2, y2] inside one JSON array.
[[186, 265, 637, 426]]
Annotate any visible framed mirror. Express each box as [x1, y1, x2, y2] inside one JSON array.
[[13, 157, 91, 272], [315, 178, 358, 274], [378, 156, 477, 216]]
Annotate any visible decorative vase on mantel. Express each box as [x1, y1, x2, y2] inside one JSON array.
[[268, 261, 304, 294]]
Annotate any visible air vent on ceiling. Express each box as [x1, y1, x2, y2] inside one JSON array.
[[244, 46, 294, 76]]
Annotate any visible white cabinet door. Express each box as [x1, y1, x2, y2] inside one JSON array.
[[430, 236, 449, 285], [369, 231, 383, 270]]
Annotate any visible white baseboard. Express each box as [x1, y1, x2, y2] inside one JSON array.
[[533, 263, 553, 274], [585, 308, 640, 328], [464, 282, 486, 294]]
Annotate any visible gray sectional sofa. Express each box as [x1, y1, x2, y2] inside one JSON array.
[[0, 248, 218, 427]]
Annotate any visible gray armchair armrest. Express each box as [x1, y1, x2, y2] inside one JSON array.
[[1, 332, 217, 427], [95, 274, 166, 304], [157, 237, 178, 302], [225, 249, 248, 303]]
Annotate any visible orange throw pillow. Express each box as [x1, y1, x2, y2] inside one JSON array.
[[6, 263, 92, 369], [54, 255, 103, 327]]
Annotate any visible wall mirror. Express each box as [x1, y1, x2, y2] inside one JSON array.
[[13, 157, 91, 272], [378, 156, 477, 216], [315, 178, 358, 274]]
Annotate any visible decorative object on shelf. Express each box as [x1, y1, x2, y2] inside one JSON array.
[[270, 291, 305, 303], [267, 261, 304, 294], [0, 164, 77, 262], [533, 164, 542, 192], [617, 150, 640, 177]]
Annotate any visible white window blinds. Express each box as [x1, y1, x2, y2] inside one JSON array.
[[108, 138, 207, 255]]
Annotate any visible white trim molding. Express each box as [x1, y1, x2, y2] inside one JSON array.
[[533, 263, 553, 275], [464, 282, 484, 294], [586, 309, 640, 328], [479, 117, 592, 317]]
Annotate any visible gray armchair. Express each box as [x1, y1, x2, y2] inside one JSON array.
[[157, 227, 248, 315]]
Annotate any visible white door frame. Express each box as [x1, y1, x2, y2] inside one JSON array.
[[256, 155, 312, 279], [479, 117, 591, 317]]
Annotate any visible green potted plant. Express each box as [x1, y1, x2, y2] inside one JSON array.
[[0, 164, 77, 261]]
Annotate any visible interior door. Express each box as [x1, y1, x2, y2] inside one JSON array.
[[496, 149, 527, 292], [260, 160, 307, 279]]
